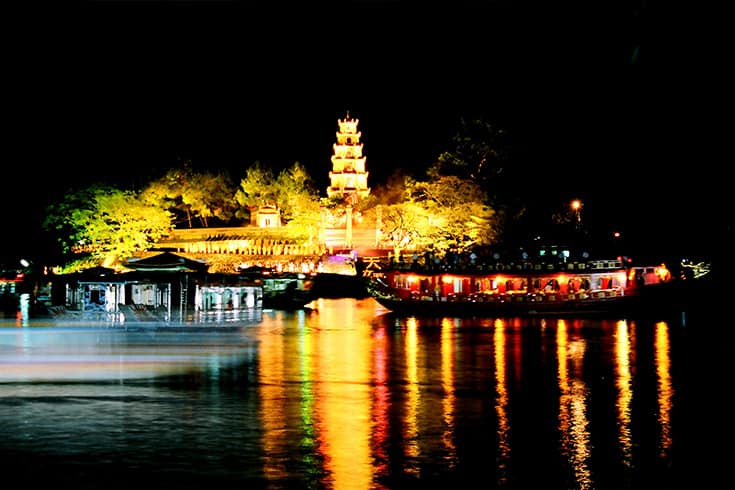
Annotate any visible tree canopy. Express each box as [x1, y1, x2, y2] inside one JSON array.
[[43, 185, 173, 268], [234, 161, 322, 233], [141, 162, 238, 228]]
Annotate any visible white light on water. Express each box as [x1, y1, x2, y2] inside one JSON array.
[[0, 325, 256, 382]]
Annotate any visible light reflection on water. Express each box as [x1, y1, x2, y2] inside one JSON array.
[[556, 320, 592, 490], [0, 324, 257, 382], [0, 298, 724, 488]]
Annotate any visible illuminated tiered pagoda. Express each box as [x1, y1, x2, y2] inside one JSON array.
[[320, 112, 376, 254], [326, 112, 370, 204]]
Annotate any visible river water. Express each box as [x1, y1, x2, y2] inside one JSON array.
[[0, 297, 732, 489]]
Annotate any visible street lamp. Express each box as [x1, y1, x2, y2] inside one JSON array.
[[570, 199, 582, 230]]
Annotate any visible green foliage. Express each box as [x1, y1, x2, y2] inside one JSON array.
[[407, 176, 498, 255], [141, 162, 237, 228], [44, 186, 173, 267], [235, 161, 322, 232], [42, 185, 104, 254], [181, 172, 237, 227], [234, 160, 278, 211], [377, 202, 433, 257], [275, 161, 321, 227], [55, 255, 106, 274], [426, 117, 527, 248]]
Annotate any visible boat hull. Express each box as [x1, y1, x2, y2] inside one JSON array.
[[372, 295, 632, 317], [366, 280, 683, 318]]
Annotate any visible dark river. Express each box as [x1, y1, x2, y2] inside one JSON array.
[[0, 297, 732, 489]]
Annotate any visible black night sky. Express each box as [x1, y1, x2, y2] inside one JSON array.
[[4, 2, 729, 264]]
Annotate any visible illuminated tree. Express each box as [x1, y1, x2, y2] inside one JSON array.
[[378, 201, 433, 259], [44, 186, 173, 267], [234, 161, 321, 234], [42, 185, 100, 255], [141, 162, 237, 228], [234, 161, 278, 218], [408, 176, 498, 255], [275, 162, 322, 240], [427, 117, 527, 247], [181, 172, 237, 227], [361, 172, 432, 258]]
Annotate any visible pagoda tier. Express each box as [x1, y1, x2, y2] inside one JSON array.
[[327, 113, 370, 203]]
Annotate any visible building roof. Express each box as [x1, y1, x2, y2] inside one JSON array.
[[124, 252, 209, 273]]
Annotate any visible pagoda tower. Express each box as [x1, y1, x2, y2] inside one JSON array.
[[326, 112, 370, 204]]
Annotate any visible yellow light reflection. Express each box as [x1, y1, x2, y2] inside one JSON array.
[[404, 316, 421, 475], [312, 299, 374, 488], [494, 318, 511, 485], [614, 320, 633, 467], [372, 323, 390, 476], [257, 311, 290, 481], [257, 300, 376, 488], [440, 318, 457, 468], [297, 311, 316, 472], [556, 319, 593, 490], [654, 321, 674, 458]]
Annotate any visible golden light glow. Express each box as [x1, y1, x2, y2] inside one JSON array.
[[313, 301, 373, 488], [654, 321, 674, 458], [615, 272, 627, 286], [372, 324, 390, 476], [404, 317, 421, 474], [615, 320, 633, 467], [556, 319, 593, 490], [656, 264, 671, 282], [257, 311, 290, 481], [257, 301, 376, 488], [494, 319, 511, 485], [440, 318, 458, 468], [571, 199, 582, 227]]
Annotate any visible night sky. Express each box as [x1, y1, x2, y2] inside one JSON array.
[[4, 2, 728, 264]]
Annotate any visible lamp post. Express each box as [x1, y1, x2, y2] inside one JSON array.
[[571, 199, 582, 230]]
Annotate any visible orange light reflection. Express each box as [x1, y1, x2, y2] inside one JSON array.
[[654, 321, 674, 458], [494, 318, 511, 485], [403, 316, 421, 475], [615, 320, 633, 467], [440, 318, 458, 468], [556, 319, 593, 490]]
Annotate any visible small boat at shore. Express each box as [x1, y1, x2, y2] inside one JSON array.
[[365, 257, 690, 318]]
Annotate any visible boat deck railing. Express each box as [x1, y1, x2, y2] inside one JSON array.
[[372, 258, 625, 275], [408, 288, 624, 303]]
